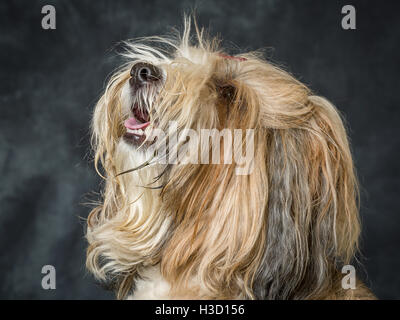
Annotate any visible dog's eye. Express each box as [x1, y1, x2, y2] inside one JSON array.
[[219, 85, 235, 103]]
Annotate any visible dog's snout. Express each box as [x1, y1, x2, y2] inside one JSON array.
[[130, 62, 161, 86]]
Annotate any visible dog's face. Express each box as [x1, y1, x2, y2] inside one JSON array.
[[87, 22, 361, 300], [117, 49, 260, 158]]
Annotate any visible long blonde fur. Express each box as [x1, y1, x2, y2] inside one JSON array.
[[86, 17, 374, 299]]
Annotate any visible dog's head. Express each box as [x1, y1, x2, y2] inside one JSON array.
[[87, 19, 360, 299]]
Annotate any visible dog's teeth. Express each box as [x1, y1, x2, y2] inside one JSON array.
[[127, 128, 146, 136]]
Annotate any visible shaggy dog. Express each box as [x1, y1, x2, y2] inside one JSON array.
[[86, 19, 374, 300]]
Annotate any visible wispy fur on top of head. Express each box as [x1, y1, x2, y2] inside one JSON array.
[[86, 17, 363, 299]]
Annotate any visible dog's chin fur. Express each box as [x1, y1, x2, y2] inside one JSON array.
[[86, 17, 375, 300]]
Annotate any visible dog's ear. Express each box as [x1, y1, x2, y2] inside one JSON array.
[[90, 69, 129, 179], [158, 81, 268, 299], [254, 95, 360, 299], [87, 69, 144, 299]]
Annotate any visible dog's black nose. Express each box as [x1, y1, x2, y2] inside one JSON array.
[[130, 62, 161, 86]]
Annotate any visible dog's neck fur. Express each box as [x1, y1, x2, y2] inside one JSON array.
[[126, 265, 171, 300], [116, 141, 173, 299]]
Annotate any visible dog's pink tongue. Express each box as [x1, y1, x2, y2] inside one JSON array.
[[124, 117, 150, 130]]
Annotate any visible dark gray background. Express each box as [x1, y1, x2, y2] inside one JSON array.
[[0, 0, 399, 299]]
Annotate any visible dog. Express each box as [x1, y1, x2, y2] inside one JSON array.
[[86, 18, 375, 300]]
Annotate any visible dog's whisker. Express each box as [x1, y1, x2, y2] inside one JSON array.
[[115, 160, 151, 176], [141, 185, 165, 190]]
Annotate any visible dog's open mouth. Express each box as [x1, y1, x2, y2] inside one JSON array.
[[123, 104, 151, 145]]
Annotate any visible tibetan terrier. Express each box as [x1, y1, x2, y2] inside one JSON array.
[[86, 19, 374, 300]]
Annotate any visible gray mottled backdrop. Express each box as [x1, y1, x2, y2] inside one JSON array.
[[0, 0, 399, 299]]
